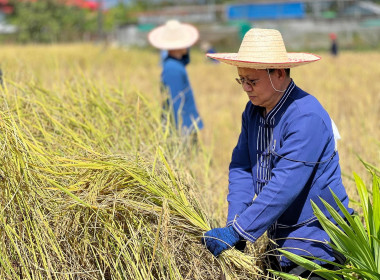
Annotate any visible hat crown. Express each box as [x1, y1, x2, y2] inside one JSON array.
[[237, 28, 289, 63], [148, 19, 198, 50], [162, 20, 186, 43], [165, 19, 181, 30]]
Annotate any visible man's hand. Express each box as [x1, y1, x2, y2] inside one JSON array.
[[201, 226, 242, 257]]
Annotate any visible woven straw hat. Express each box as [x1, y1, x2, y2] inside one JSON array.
[[207, 28, 320, 69], [148, 20, 199, 50]]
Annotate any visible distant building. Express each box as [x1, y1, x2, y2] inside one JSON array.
[[340, 1, 380, 18], [137, 4, 223, 25], [226, 2, 305, 21], [0, 0, 13, 14], [115, 0, 380, 51], [113, 24, 148, 47]]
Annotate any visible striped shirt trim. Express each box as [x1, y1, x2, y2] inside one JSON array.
[[233, 221, 258, 242], [266, 80, 295, 123], [276, 216, 318, 229], [255, 80, 295, 238]]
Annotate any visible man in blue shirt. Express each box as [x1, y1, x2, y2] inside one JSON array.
[[148, 20, 203, 137], [201, 28, 353, 278]]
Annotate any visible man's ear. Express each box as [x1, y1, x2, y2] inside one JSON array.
[[277, 69, 286, 80]]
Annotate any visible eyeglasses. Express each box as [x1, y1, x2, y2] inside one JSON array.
[[235, 77, 260, 87]]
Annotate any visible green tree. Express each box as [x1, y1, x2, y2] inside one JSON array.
[[103, 1, 152, 28], [7, 0, 97, 43], [104, 2, 130, 30]]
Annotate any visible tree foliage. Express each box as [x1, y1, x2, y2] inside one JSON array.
[[7, 0, 98, 43], [104, 2, 134, 29]]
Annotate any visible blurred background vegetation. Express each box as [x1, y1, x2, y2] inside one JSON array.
[[1, 0, 380, 50]]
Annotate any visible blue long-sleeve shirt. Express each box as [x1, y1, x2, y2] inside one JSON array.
[[161, 54, 203, 134], [227, 80, 353, 266]]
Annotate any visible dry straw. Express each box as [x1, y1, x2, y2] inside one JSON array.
[[207, 28, 321, 69], [0, 73, 265, 279]]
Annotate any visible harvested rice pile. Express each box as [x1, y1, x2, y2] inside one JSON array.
[[0, 79, 263, 279]]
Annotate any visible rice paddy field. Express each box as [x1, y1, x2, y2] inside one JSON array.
[[0, 44, 379, 279]]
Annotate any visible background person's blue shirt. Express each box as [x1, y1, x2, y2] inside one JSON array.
[[226, 81, 353, 266], [161, 54, 203, 134], [160, 50, 168, 66]]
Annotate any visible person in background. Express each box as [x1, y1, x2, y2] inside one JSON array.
[[201, 41, 219, 64], [329, 32, 339, 56], [0, 68, 3, 87], [148, 20, 203, 138], [201, 28, 353, 279]]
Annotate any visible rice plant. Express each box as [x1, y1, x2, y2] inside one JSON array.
[[269, 163, 380, 279], [0, 74, 264, 279]]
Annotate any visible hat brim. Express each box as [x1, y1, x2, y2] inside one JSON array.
[[206, 52, 321, 69], [148, 23, 199, 50]]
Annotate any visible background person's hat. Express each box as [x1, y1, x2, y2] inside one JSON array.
[[207, 28, 320, 69], [148, 20, 199, 50]]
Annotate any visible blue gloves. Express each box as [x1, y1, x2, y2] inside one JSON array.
[[201, 226, 242, 257]]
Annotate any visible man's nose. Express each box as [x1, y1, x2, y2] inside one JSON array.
[[242, 82, 253, 91]]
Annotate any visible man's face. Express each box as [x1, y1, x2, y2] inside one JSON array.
[[237, 67, 282, 111]]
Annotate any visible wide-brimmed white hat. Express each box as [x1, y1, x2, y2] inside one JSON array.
[[148, 20, 199, 50], [207, 28, 320, 69]]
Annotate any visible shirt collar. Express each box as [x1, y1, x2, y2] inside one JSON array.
[[264, 79, 295, 122]]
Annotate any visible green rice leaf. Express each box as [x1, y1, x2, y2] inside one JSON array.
[[276, 249, 342, 280]]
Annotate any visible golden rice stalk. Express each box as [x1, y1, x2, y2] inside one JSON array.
[[0, 75, 265, 279]]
